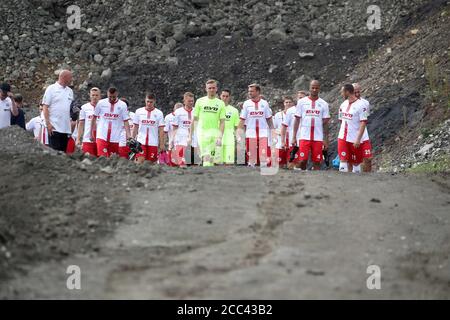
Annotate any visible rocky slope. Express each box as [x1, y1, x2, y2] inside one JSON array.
[[0, 0, 449, 171]]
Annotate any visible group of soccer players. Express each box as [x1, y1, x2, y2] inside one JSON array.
[[30, 78, 373, 173]]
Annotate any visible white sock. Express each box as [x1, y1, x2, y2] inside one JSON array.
[[339, 162, 349, 172], [353, 165, 361, 174]]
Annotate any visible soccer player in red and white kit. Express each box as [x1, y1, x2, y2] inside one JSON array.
[[237, 84, 275, 167], [287, 80, 330, 171], [76, 87, 101, 156], [353, 83, 373, 173], [171, 92, 195, 167], [338, 84, 369, 173], [273, 97, 295, 168], [165, 102, 183, 166], [91, 87, 131, 158], [132, 93, 165, 164]]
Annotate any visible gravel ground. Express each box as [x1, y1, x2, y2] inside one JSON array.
[[1, 127, 449, 299]]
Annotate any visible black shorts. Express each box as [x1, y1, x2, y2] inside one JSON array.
[[49, 131, 70, 152]]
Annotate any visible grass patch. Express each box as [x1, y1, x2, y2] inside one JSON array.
[[408, 156, 450, 174]]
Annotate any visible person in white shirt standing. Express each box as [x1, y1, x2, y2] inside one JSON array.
[[274, 96, 295, 168], [171, 92, 195, 167], [42, 70, 74, 152], [237, 84, 275, 167], [338, 84, 369, 173], [165, 102, 183, 166], [132, 93, 165, 164], [0, 83, 19, 129], [288, 80, 330, 171], [353, 83, 373, 173], [91, 87, 131, 158], [76, 87, 101, 157]]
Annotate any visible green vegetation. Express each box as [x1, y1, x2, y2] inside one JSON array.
[[408, 156, 450, 174]]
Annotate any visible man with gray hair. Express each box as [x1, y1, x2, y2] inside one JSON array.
[[42, 70, 74, 152]]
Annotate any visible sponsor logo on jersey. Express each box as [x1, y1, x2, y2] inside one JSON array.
[[104, 113, 119, 119], [204, 106, 219, 112], [249, 111, 264, 117], [141, 119, 156, 125], [341, 112, 353, 119], [305, 109, 321, 116]]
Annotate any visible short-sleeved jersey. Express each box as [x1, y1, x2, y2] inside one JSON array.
[[94, 98, 130, 143], [239, 99, 273, 139], [294, 97, 330, 142], [26, 116, 42, 139], [173, 107, 194, 147], [133, 107, 165, 146], [193, 96, 226, 133], [41, 82, 74, 134], [338, 99, 369, 143], [223, 105, 239, 145], [0, 97, 13, 129], [79, 102, 96, 142], [359, 98, 370, 142]]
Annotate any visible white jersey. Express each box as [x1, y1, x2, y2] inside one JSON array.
[[133, 107, 165, 146], [173, 107, 194, 147], [26, 116, 42, 139], [79, 103, 96, 142], [359, 98, 370, 142], [240, 99, 272, 139], [164, 112, 176, 146], [281, 106, 301, 146], [0, 97, 13, 129], [94, 98, 130, 143], [338, 99, 369, 143], [119, 112, 134, 147], [294, 97, 330, 142], [273, 110, 287, 149]]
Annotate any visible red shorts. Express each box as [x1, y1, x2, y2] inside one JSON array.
[[361, 140, 373, 159], [82, 142, 97, 157], [173, 145, 188, 166], [338, 139, 363, 165], [167, 149, 177, 167], [97, 139, 119, 157], [119, 146, 130, 159], [276, 148, 288, 166], [136, 145, 158, 162], [299, 140, 323, 163], [246, 138, 271, 166], [66, 138, 76, 154]]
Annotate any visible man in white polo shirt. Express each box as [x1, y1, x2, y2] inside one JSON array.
[[42, 70, 74, 152], [0, 83, 19, 129]]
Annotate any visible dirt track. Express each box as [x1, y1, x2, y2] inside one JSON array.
[[1, 129, 449, 299]]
